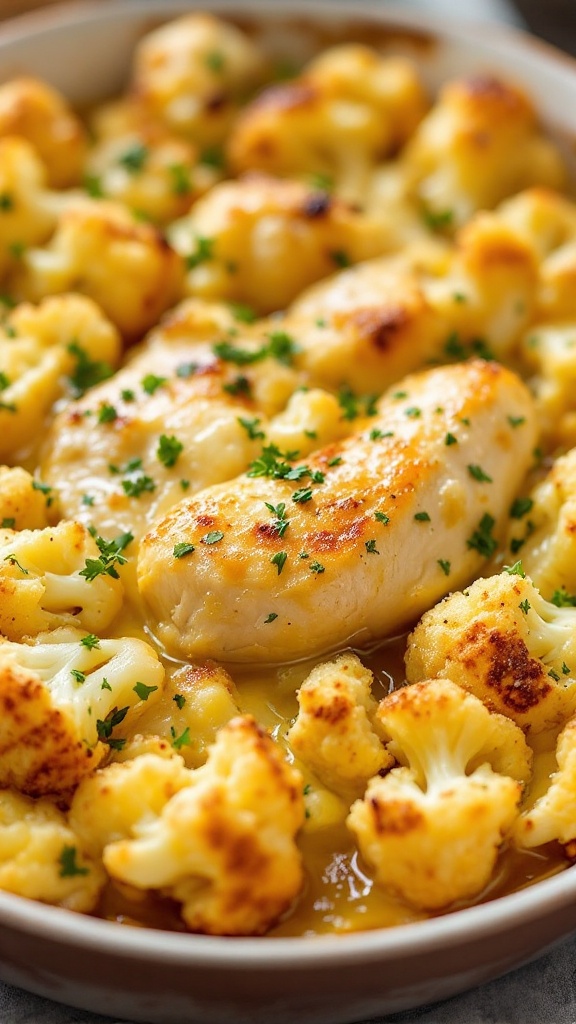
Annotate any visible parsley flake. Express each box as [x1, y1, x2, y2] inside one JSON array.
[[270, 551, 287, 575], [157, 433, 184, 468], [133, 681, 158, 701], [59, 845, 89, 878], [437, 559, 451, 576], [467, 464, 493, 483], [173, 542, 195, 559], [201, 531, 224, 545]]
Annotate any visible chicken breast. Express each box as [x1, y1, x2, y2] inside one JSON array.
[[138, 359, 536, 663]]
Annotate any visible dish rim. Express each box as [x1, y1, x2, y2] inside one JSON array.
[[0, 0, 575, 971]]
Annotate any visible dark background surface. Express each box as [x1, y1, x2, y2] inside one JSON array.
[[514, 0, 576, 55]]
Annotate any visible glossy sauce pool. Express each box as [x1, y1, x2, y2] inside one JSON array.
[[95, 618, 568, 937]]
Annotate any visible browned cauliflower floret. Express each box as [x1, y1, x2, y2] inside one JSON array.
[[0, 466, 51, 530], [0, 137, 61, 277], [74, 716, 304, 935], [347, 678, 531, 910], [169, 175, 391, 313], [131, 13, 268, 147], [406, 569, 576, 734], [287, 653, 393, 797], [15, 199, 183, 340], [229, 44, 427, 201], [0, 789, 104, 911], [133, 662, 241, 769], [69, 750, 193, 856], [506, 449, 576, 600], [515, 716, 576, 850], [0, 626, 164, 795], [498, 188, 576, 321], [0, 77, 87, 188], [84, 128, 217, 227], [402, 76, 566, 228], [0, 520, 124, 640], [0, 293, 121, 462]]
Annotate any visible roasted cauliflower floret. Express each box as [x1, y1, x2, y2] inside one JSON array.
[[133, 662, 241, 769], [96, 716, 304, 935], [406, 570, 576, 733], [515, 716, 576, 850], [402, 75, 566, 228], [0, 520, 124, 640], [0, 293, 121, 461], [169, 175, 390, 314], [506, 449, 576, 600], [0, 788, 104, 911], [84, 129, 217, 226], [69, 750, 193, 856], [0, 77, 87, 188], [229, 45, 427, 201], [0, 137, 60, 277], [517, 320, 576, 445], [16, 199, 183, 340], [0, 626, 164, 795], [287, 653, 392, 797], [0, 466, 50, 530], [498, 188, 576, 321], [131, 13, 267, 147], [347, 678, 531, 909]]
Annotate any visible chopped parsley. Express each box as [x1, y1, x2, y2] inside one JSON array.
[[97, 402, 118, 424], [270, 551, 287, 575], [66, 341, 114, 397], [0, 517, 15, 529], [201, 531, 224, 545], [550, 589, 576, 608], [81, 494, 95, 507], [121, 388, 136, 402], [330, 249, 350, 268], [79, 530, 133, 582], [133, 681, 158, 701], [404, 406, 421, 419], [309, 560, 325, 574], [519, 599, 531, 615], [338, 385, 378, 421], [0, 371, 10, 391], [264, 612, 278, 623], [168, 163, 192, 195], [223, 374, 251, 397], [467, 464, 493, 483], [229, 302, 257, 323], [375, 511, 390, 525], [503, 561, 526, 578], [171, 725, 192, 750], [121, 474, 156, 498], [205, 50, 225, 72], [437, 559, 451, 576], [31, 480, 54, 506], [96, 705, 129, 748], [467, 513, 497, 558], [173, 542, 195, 559], [101, 678, 112, 692], [510, 497, 533, 519], [292, 487, 313, 504], [70, 669, 86, 684], [508, 415, 526, 428], [175, 362, 197, 379], [59, 845, 89, 878], [414, 511, 431, 522], [157, 433, 184, 468], [141, 374, 167, 395], [445, 433, 458, 446], [422, 207, 453, 231], [214, 332, 300, 368], [264, 501, 289, 539], [365, 539, 379, 554], [185, 235, 214, 270], [80, 634, 100, 650], [118, 142, 149, 173], [3, 553, 28, 574], [238, 416, 265, 440], [562, 663, 571, 676], [173, 694, 186, 709]]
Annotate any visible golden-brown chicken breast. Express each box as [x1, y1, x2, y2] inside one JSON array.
[[138, 359, 537, 663]]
